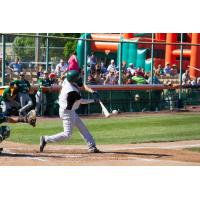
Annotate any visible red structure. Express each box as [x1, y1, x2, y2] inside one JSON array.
[[89, 33, 200, 79]]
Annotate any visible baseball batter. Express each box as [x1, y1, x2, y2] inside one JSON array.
[[40, 70, 100, 153], [0, 110, 36, 154]]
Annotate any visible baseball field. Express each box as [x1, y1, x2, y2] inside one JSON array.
[[1, 111, 200, 165]]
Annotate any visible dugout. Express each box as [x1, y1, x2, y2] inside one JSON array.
[[1, 85, 200, 115]]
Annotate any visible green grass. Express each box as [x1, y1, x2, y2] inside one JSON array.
[[5, 113, 200, 145]]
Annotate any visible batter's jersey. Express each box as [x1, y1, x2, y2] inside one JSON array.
[[59, 79, 82, 111]]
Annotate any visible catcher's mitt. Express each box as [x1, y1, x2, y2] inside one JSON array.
[[26, 110, 36, 127]]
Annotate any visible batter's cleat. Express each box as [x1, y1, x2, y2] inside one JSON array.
[[40, 136, 47, 152], [88, 146, 101, 153], [0, 148, 3, 154]]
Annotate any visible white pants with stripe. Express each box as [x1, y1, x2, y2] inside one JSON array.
[[45, 108, 96, 148]]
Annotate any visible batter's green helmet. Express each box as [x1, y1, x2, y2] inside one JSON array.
[[66, 70, 81, 82]]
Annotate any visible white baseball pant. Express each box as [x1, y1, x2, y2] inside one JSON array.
[[35, 91, 47, 115], [45, 108, 96, 148], [18, 92, 33, 115]]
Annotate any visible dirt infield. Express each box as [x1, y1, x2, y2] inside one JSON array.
[[1, 140, 200, 166]]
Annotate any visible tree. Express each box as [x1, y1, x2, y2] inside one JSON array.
[[13, 35, 35, 61], [12, 33, 81, 62]]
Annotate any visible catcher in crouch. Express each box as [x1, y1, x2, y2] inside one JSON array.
[[40, 70, 100, 153], [0, 110, 36, 154]]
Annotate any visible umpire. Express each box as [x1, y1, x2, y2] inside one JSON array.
[[14, 72, 33, 116]]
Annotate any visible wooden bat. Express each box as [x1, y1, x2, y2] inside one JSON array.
[[99, 101, 110, 118]]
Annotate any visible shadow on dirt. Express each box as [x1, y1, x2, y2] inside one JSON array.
[[100, 151, 171, 158]]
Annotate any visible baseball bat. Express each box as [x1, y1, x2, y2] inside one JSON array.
[[99, 101, 110, 118]]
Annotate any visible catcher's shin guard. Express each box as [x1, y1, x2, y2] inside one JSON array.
[[26, 110, 37, 127], [18, 110, 37, 127]]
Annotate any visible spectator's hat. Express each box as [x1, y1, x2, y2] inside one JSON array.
[[166, 62, 170, 65], [111, 59, 115, 63], [19, 72, 25, 76], [49, 72, 56, 79], [172, 64, 176, 67], [44, 70, 48, 74]]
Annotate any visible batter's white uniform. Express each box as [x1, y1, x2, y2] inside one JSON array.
[[44, 79, 96, 148]]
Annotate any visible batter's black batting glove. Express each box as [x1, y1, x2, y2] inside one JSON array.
[[92, 91, 100, 102]]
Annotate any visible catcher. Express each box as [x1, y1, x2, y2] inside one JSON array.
[[0, 110, 36, 154]]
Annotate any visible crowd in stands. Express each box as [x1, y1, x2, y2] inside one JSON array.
[[2, 52, 200, 88]]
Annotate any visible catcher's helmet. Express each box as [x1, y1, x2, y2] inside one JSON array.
[[66, 70, 80, 83]]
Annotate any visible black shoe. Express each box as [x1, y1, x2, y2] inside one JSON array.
[[40, 136, 47, 152], [88, 146, 101, 153], [0, 148, 3, 154]]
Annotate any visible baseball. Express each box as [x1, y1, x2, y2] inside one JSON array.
[[112, 110, 118, 115]]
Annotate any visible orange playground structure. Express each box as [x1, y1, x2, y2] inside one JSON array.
[[77, 33, 200, 79]]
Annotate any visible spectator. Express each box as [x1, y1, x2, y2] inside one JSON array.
[[170, 64, 178, 77], [87, 70, 96, 85], [135, 67, 145, 77], [182, 69, 190, 85], [104, 68, 118, 85], [107, 59, 116, 72], [124, 70, 133, 84], [0, 82, 20, 116], [94, 69, 104, 85], [100, 60, 107, 74], [55, 59, 68, 77], [121, 61, 127, 74], [147, 73, 161, 84], [127, 63, 136, 75], [132, 71, 147, 84], [36, 65, 44, 79], [191, 78, 197, 86], [88, 52, 97, 70], [158, 64, 165, 77], [8, 57, 23, 75], [67, 52, 80, 72], [164, 63, 171, 76], [35, 71, 52, 116], [14, 72, 33, 116]]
